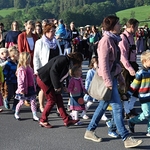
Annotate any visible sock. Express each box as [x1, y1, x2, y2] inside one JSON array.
[[72, 110, 79, 120]]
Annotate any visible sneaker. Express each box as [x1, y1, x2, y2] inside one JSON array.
[[80, 113, 89, 119], [82, 115, 89, 120], [84, 130, 102, 142], [146, 132, 150, 136], [75, 121, 83, 125], [3, 99, 10, 109], [124, 136, 142, 148], [128, 120, 135, 133], [108, 131, 119, 138], [14, 113, 20, 120], [106, 120, 111, 128], [33, 115, 39, 121], [101, 114, 108, 121]]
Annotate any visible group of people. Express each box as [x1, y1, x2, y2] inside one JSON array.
[[0, 15, 150, 149]]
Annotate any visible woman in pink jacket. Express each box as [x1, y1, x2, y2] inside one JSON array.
[[84, 15, 142, 149]]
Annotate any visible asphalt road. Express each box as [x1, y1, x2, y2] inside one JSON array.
[[0, 57, 150, 150]]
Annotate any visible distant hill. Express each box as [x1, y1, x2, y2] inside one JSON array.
[[116, 5, 150, 26]]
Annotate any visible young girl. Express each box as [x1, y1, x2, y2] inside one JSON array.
[[0, 66, 4, 112], [81, 56, 108, 121], [14, 52, 39, 121], [67, 65, 88, 125]]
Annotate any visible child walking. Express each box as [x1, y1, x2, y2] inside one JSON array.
[[81, 56, 108, 121], [67, 65, 88, 125], [14, 52, 39, 121], [0, 65, 4, 112], [0, 48, 9, 109], [128, 50, 150, 136], [3, 46, 19, 111]]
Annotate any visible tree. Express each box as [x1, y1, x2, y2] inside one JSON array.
[[14, 0, 26, 9]]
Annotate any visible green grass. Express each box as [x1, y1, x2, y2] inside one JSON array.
[[0, 8, 21, 17], [116, 5, 150, 26]]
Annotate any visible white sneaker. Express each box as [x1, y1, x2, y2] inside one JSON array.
[[146, 132, 150, 136], [33, 115, 39, 121], [101, 114, 108, 121], [82, 114, 89, 119], [14, 113, 20, 120]]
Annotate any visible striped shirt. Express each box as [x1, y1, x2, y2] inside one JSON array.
[[128, 67, 150, 104]]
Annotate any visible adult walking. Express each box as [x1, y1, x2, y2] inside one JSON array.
[[34, 23, 62, 113], [36, 52, 83, 128], [119, 19, 139, 119], [5, 21, 21, 48], [84, 15, 142, 148], [18, 20, 37, 68]]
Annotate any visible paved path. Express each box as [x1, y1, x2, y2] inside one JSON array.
[[0, 56, 150, 150]]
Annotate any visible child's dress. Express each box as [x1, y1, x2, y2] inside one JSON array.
[[68, 77, 86, 111]]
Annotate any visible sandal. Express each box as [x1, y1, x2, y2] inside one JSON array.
[[0, 108, 3, 112]]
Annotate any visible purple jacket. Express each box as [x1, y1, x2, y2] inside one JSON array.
[[16, 66, 35, 95], [119, 30, 136, 73], [97, 32, 124, 87]]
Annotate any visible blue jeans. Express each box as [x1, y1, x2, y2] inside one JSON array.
[[130, 102, 150, 133], [87, 78, 129, 140]]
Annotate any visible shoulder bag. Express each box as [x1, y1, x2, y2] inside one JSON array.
[[88, 70, 114, 101]]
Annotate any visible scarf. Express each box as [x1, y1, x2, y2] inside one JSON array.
[[104, 31, 122, 44], [42, 35, 57, 49]]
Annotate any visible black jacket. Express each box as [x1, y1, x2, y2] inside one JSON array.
[[38, 55, 70, 92]]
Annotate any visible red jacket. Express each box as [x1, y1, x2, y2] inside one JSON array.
[[18, 32, 37, 68]]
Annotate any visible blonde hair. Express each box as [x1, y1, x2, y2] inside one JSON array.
[[8, 46, 18, 57], [17, 52, 31, 68], [141, 50, 150, 64]]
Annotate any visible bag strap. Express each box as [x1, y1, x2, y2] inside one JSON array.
[[122, 33, 132, 60]]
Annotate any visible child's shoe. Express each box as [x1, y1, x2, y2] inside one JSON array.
[[14, 113, 20, 120], [82, 114, 89, 120], [108, 131, 119, 138], [3, 99, 10, 109], [80, 112, 89, 119], [33, 115, 39, 121], [101, 114, 108, 121], [75, 121, 83, 125], [146, 132, 150, 137]]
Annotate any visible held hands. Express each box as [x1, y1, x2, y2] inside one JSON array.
[[108, 86, 112, 90], [55, 88, 62, 92], [129, 70, 136, 76]]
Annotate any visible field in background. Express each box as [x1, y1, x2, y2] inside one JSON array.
[[116, 5, 150, 26], [0, 8, 20, 17]]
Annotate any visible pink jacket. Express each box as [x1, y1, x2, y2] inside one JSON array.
[[119, 30, 136, 73], [16, 66, 35, 95], [97, 33, 124, 87]]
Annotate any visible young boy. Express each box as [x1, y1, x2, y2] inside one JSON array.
[[3, 46, 19, 111], [128, 50, 150, 137], [0, 48, 9, 109]]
